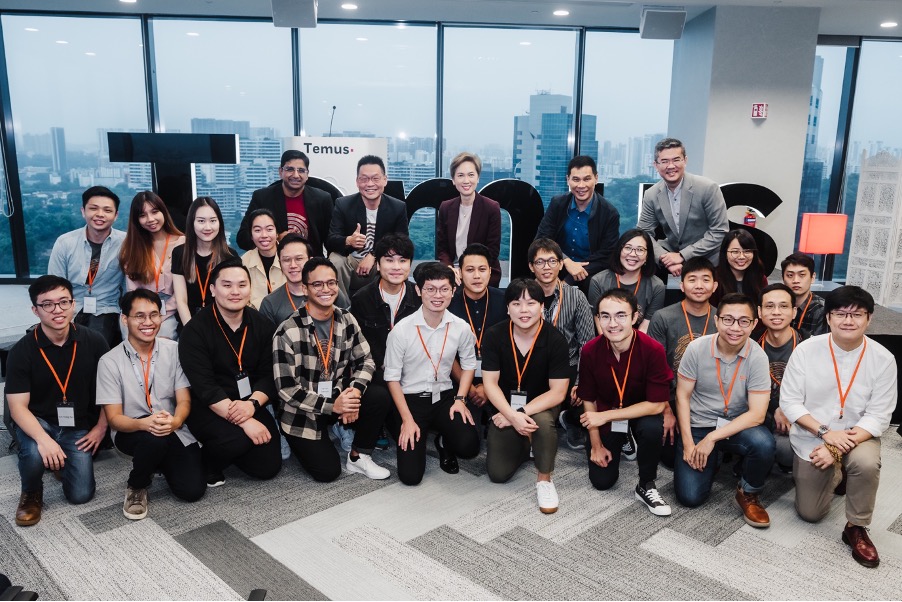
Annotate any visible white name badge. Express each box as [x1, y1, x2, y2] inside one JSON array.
[[83, 296, 97, 315], [510, 390, 527, 410], [236, 373, 252, 399], [829, 418, 848, 432], [317, 380, 333, 398], [159, 303, 167, 316], [474, 359, 482, 378], [57, 404, 75, 427], [611, 419, 629, 433], [716, 416, 732, 430], [432, 381, 442, 403]]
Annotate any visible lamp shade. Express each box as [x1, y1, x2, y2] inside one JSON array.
[[798, 213, 847, 255]]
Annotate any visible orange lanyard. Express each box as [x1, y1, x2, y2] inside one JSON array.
[[307, 304, 335, 377], [212, 306, 248, 372], [137, 342, 155, 410], [682, 302, 711, 341], [829, 335, 867, 419], [87, 259, 98, 292], [379, 281, 405, 328], [195, 262, 213, 307], [152, 236, 171, 292], [551, 281, 564, 327], [714, 336, 745, 417], [509, 320, 543, 391], [609, 334, 636, 409], [797, 293, 813, 326], [416, 322, 450, 381], [615, 272, 642, 297], [462, 289, 489, 355], [35, 328, 78, 404], [285, 283, 299, 312], [758, 330, 797, 386]]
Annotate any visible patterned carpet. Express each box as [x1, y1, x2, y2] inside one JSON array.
[[2, 429, 902, 601]]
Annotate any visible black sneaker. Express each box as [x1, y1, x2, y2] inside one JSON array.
[[635, 481, 672, 516], [621, 427, 637, 461], [558, 409, 586, 450], [206, 471, 225, 488]]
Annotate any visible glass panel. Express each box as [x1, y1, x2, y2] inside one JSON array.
[[582, 31, 673, 232], [836, 40, 902, 300], [796, 45, 847, 276], [154, 18, 294, 246], [3, 14, 148, 275], [0, 156, 14, 276]]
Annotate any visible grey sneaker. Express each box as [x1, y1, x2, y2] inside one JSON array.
[[123, 486, 148, 520], [558, 409, 586, 450]]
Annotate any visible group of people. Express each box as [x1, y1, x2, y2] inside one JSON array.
[[6, 139, 897, 571]]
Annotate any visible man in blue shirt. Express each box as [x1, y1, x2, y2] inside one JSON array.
[[535, 156, 620, 294], [48, 186, 126, 347]]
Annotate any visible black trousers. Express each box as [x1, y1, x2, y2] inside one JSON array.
[[285, 383, 391, 483], [587, 413, 663, 490], [114, 430, 206, 502], [387, 391, 480, 486], [74, 311, 121, 348], [186, 405, 282, 480]]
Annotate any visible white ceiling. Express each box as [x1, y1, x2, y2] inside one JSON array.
[[0, 0, 900, 38]]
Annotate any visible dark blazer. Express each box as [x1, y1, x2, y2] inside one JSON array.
[[326, 193, 409, 256], [436, 193, 502, 287], [535, 192, 620, 270], [236, 181, 334, 256]]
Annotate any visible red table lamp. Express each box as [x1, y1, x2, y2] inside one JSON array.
[[798, 212, 848, 280]]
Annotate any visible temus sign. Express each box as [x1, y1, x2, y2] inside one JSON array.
[[283, 136, 388, 195]]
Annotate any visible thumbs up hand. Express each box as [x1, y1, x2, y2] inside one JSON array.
[[347, 223, 367, 249]]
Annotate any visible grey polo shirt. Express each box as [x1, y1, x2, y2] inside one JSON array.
[[678, 333, 770, 427], [96, 337, 195, 446]]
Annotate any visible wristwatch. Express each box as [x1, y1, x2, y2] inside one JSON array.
[[816, 424, 829, 439], [453, 395, 466, 403], [249, 398, 261, 410]]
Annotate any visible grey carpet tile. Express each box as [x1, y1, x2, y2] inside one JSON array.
[[0, 428, 12, 459], [0, 515, 69, 601], [335, 524, 501, 601], [176, 519, 327, 601]]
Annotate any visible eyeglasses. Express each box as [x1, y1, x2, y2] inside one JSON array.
[[531, 258, 560, 269], [356, 174, 385, 185], [718, 315, 754, 328], [727, 249, 755, 258], [622, 245, 647, 256], [761, 303, 793, 312], [129, 312, 163, 322], [829, 310, 868, 322], [37, 299, 74, 312], [598, 312, 631, 324], [655, 157, 684, 166], [306, 279, 339, 292], [281, 166, 308, 175], [422, 285, 453, 296]]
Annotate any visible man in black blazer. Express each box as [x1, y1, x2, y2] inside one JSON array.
[[535, 155, 620, 294], [237, 150, 333, 257], [326, 155, 409, 298]]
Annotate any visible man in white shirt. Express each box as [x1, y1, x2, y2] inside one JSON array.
[[780, 285, 897, 569]]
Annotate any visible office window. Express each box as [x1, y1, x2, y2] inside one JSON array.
[[796, 45, 847, 275], [582, 32, 673, 231], [2, 15, 147, 275], [0, 164, 13, 276], [834, 40, 902, 285], [154, 19, 293, 245]]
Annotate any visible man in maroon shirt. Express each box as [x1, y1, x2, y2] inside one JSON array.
[[578, 288, 674, 516]]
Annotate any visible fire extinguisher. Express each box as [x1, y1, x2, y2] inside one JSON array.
[[743, 207, 757, 228]]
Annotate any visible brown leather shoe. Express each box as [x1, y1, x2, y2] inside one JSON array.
[[842, 524, 880, 568], [15, 491, 43, 527], [735, 485, 770, 528]]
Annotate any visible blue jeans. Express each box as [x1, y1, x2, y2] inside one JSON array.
[[674, 425, 775, 508], [16, 417, 96, 504]]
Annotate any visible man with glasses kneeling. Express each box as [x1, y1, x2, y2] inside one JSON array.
[[674, 293, 774, 527], [780, 286, 897, 568], [7, 276, 110, 526]]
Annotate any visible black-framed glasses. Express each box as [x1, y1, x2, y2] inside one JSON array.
[[531, 258, 560, 269], [306, 279, 339, 292], [281, 166, 308, 175], [37, 299, 74, 312], [718, 315, 754, 328]]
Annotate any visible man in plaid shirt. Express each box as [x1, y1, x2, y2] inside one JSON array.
[[273, 257, 390, 482]]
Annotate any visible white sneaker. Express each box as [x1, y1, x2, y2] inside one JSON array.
[[536, 480, 559, 514], [346, 452, 390, 480]]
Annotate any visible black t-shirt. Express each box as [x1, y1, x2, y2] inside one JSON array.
[[171, 245, 239, 317], [87, 240, 103, 286], [260, 253, 276, 278], [480, 319, 571, 406], [5, 324, 110, 429], [760, 328, 805, 416]]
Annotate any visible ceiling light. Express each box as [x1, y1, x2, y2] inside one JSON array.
[[85, 52, 96, 56], [880, 21, 898, 28], [553, 10, 570, 17], [120, 0, 138, 3], [356, 37, 368, 41], [520, 41, 531, 46], [55, 40, 68, 44], [24, 27, 38, 32], [341, 3, 358, 9], [186, 32, 200, 37]]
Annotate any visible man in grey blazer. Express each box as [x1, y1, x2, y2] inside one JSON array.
[[637, 138, 729, 277]]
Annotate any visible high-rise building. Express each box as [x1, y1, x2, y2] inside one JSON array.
[[50, 127, 68, 180], [806, 56, 824, 160], [191, 117, 251, 139]]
